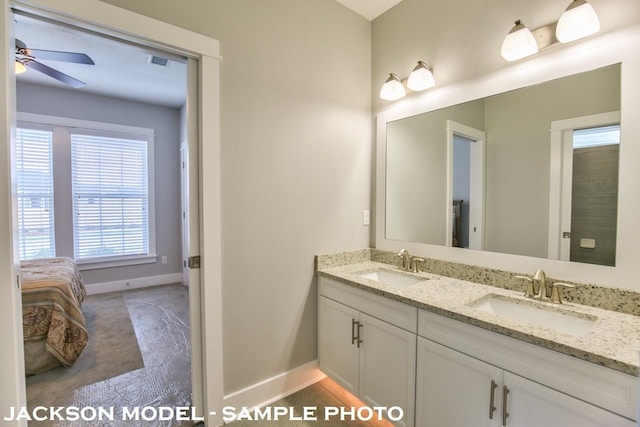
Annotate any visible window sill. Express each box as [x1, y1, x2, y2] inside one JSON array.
[[76, 254, 158, 271]]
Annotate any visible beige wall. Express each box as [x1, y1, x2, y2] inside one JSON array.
[[97, 0, 371, 394]]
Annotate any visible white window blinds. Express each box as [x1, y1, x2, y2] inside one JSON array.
[[573, 124, 620, 148], [71, 132, 150, 261], [16, 127, 56, 260]]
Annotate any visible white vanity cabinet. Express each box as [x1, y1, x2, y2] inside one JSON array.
[[318, 276, 417, 427], [417, 338, 635, 427], [504, 371, 634, 427], [416, 310, 637, 427], [416, 338, 502, 427]]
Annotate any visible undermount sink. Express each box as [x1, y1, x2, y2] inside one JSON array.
[[358, 268, 427, 287], [470, 294, 597, 337]]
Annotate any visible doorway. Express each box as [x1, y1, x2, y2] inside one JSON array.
[[1, 0, 223, 423], [14, 9, 194, 414], [446, 120, 486, 250], [547, 111, 621, 266]]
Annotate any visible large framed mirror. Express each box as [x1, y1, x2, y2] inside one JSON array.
[[385, 64, 620, 266], [374, 26, 640, 290]]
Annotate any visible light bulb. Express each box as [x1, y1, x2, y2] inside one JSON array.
[[501, 20, 538, 62], [15, 60, 26, 74]]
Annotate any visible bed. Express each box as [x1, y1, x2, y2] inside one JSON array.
[[21, 257, 88, 375]]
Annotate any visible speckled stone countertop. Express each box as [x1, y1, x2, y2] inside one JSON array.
[[317, 260, 640, 377]]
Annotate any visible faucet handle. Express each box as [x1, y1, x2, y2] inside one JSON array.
[[515, 275, 536, 298], [410, 257, 425, 273], [550, 282, 575, 304]]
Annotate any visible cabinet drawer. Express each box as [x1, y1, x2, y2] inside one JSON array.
[[319, 276, 417, 333], [418, 309, 638, 421]]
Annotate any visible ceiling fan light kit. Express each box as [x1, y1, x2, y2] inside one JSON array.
[[14, 38, 95, 88]]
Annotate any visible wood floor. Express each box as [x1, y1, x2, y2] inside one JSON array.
[[226, 378, 394, 427]]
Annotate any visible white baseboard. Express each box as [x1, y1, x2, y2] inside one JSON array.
[[223, 360, 327, 411], [84, 273, 183, 295]]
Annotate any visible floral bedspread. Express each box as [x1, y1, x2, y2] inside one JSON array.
[[21, 257, 88, 369]]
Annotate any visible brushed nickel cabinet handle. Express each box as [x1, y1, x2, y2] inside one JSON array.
[[351, 319, 358, 345], [356, 322, 363, 348], [489, 380, 497, 419], [502, 385, 509, 426]]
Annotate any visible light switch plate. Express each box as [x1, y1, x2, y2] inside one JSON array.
[[363, 210, 370, 226]]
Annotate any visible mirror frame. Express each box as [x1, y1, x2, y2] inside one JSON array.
[[375, 24, 640, 291]]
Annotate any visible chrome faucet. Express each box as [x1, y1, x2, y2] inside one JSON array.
[[397, 249, 411, 271]]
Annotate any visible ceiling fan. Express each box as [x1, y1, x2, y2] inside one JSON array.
[[15, 38, 95, 88]]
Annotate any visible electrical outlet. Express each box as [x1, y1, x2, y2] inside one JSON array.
[[161, 256, 167, 264], [363, 210, 370, 226]]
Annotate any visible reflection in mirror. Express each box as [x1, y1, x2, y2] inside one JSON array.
[[385, 63, 620, 266], [558, 123, 620, 266]]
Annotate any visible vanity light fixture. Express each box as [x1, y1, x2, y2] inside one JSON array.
[[501, 0, 600, 62], [406, 61, 435, 92], [379, 73, 406, 101], [556, 0, 600, 43], [15, 59, 26, 74], [501, 20, 539, 62], [380, 61, 436, 101]]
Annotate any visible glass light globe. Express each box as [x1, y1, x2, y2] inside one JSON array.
[[407, 61, 435, 92], [501, 20, 538, 62], [380, 73, 406, 101], [556, 0, 600, 43]]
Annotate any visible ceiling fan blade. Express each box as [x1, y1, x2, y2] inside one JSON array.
[[26, 59, 86, 88], [27, 48, 95, 65]]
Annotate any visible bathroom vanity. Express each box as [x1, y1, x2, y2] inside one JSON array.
[[316, 252, 639, 427]]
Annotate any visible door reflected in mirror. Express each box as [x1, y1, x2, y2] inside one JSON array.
[[385, 63, 620, 266], [556, 123, 620, 266]]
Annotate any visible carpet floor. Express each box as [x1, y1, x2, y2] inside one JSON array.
[[26, 284, 193, 427]]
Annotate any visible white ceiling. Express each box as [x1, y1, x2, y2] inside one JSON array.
[[14, 2, 401, 107], [14, 13, 187, 108], [335, 0, 403, 20]]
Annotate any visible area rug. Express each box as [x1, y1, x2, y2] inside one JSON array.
[[26, 292, 144, 405]]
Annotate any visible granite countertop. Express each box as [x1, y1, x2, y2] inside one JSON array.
[[317, 261, 640, 377]]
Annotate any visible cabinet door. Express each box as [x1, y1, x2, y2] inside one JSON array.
[[358, 313, 417, 427], [504, 372, 635, 427], [318, 296, 359, 394], [416, 338, 502, 427]]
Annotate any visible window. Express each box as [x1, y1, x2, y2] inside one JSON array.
[[573, 124, 620, 148], [17, 113, 156, 268], [71, 132, 150, 261], [15, 127, 55, 260]]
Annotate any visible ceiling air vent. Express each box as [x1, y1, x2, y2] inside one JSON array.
[[148, 55, 170, 67]]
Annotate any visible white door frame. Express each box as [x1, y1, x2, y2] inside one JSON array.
[[446, 120, 486, 250], [547, 111, 620, 261], [0, 1, 223, 425]]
